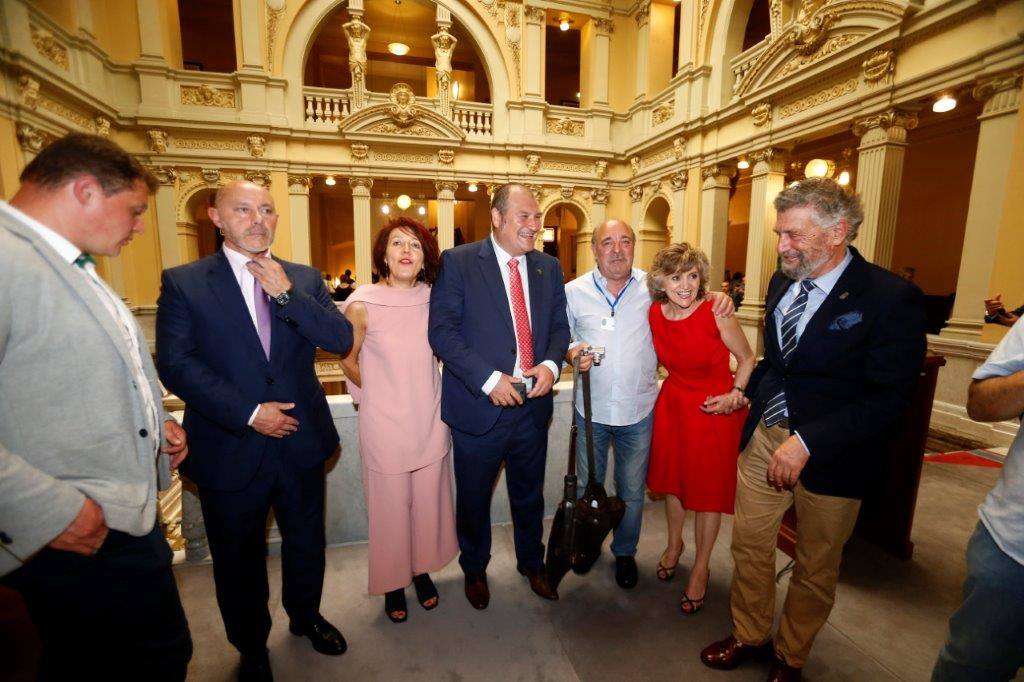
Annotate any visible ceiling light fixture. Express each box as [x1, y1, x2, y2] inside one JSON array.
[[324, 175, 336, 186], [467, 182, 478, 192], [558, 12, 572, 31], [804, 158, 836, 179], [933, 94, 957, 113], [388, 42, 410, 56], [418, 205, 426, 216], [737, 157, 750, 170], [837, 170, 851, 186], [386, 0, 410, 56], [381, 192, 391, 215], [396, 194, 412, 210]]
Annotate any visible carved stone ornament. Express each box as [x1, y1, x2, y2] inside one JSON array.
[[590, 187, 609, 205], [94, 116, 111, 137], [560, 186, 575, 200], [31, 27, 69, 70], [630, 156, 641, 176], [973, 72, 1023, 104], [789, 0, 835, 56], [181, 84, 237, 108], [593, 17, 614, 35], [523, 5, 546, 23], [245, 171, 271, 188], [750, 147, 782, 165], [652, 100, 674, 126], [527, 184, 545, 201], [701, 164, 734, 181], [669, 171, 687, 191], [751, 102, 772, 127], [437, 148, 455, 165], [673, 136, 686, 160], [150, 166, 177, 186], [862, 49, 894, 84], [547, 117, 585, 136], [634, 3, 650, 28], [265, 0, 286, 71], [594, 160, 608, 179], [201, 168, 221, 184], [148, 129, 169, 154], [288, 175, 312, 190], [18, 76, 40, 109], [351, 143, 369, 160], [16, 123, 46, 153], [349, 177, 373, 191], [435, 181, 459, 194], [628, 185, 644, 202], [851, 110, 918, 138], [246, 135, 266, 158], [647, 180, 662, 196], [526, 153, 541, 174], [387, 83, 420, 127]]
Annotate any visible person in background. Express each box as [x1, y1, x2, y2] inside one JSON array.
[[645, 243, 754, 615], [984, 293, 1023, 327], [340, 217, 457, 623]]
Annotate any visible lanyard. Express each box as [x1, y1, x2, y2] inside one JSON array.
[[593, 272, 634, 318]]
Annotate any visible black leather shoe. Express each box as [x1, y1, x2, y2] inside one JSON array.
[[238, 651, 273, 682], [517, 565, 558, 600], [700, 634, 775, 670], [615, 555, 638, 589], [464, 572, 490, 610], [289, 615, 347, 656]]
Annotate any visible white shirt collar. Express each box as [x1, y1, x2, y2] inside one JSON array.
[[490, 233, 525, 268], [222, 244, 272, 278], [0, 200, 82, 264], [593, 266, 642, 290]]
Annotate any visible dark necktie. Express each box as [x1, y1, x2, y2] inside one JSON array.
[[763, 279, 815, 428]]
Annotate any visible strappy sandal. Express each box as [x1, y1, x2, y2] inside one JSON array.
[[656, 545, 684, 581], [412, 573, 439, 611], [384, 588, 408, 623], [679, 590, 707, 615]]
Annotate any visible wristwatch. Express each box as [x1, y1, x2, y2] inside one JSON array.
[[274, 288, 293, 306]]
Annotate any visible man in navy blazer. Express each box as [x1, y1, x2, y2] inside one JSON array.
[[157, 180, 353, 680], [429, 184, 570, 608], [701, 179, 926, 681]]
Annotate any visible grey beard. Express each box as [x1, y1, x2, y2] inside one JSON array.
[[781, 250, 830, 281]]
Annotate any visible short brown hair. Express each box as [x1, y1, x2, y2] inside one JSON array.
[[490, 183, 527, 215], [19, 132, 158, 194], [372, 217, 441, 285], [646, 242, 710, 303]]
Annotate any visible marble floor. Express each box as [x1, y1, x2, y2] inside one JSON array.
[[174, 458, 1004, 681]]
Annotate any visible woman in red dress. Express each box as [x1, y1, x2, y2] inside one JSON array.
[[646, 243, 755, 614]]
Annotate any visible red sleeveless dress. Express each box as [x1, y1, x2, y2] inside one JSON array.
[[646, 300, 746, 513]]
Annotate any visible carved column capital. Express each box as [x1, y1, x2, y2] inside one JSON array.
[[852, 109, 918, 139], [750, 148, 787, 175], [634, 3, 650, 28], [349, 177, 373, 194], [435, 181, 459, 195], [592, 17, 614, 35], [628, 185, 644, 202], [150, 166, 177, 186], [244, 171, 271, 188], [524, 5, 546, 23], [701, 163, 736, 185], [288, 175, 312, 194], [669, 171, 688, 191], [973, 71, 1022, 116], [590, 187, 609, 205]]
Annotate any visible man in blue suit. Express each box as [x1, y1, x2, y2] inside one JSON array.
[[429, 183, 570, 609], [157, 180, 352, 681]]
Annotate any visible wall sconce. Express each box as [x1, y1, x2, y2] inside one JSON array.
[[933, 94, 957, 113], [558, 13, 573, 31], [418, 205, 427, 216], [324, 175, 336, 186], [804, 158, 836, 178], [380, 192, 391, 215], [543, 227, 556, 243], [451, 81, 460, 100], [737, 156, 750, 170], [837, 170, 851, 186], [467, 182, 478, 192], [396, 194, 412, 210]]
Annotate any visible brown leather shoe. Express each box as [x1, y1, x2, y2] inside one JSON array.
[[464, 573, 489, 610], [518, 565, 559, 600], [700, 635, 775, 671], [766, 656, 802, 681]]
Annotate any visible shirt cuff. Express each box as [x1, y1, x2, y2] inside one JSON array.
[[794, 430, 811, 458], [540, 360, 560, 382], [481, 371, 501, 396], [247, 404, 261, 426]]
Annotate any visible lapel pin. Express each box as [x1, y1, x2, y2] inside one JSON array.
[[839, 291, 849, 300]]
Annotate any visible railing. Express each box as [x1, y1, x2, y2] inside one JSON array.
[[452, 102, 492, 136], [730, 37, 770, 96], [304, 87, 350, 127]]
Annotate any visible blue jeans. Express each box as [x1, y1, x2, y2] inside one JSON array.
[[932, 521, 1024, 681], [574, 410, 653, 557]]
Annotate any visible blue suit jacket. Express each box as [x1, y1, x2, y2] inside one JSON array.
[[742, 247, 926, 499], [156, 251, 353, 491], [428, 238, 570, 436]]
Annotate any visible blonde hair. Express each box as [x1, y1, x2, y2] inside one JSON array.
[[646, 243, 710, 303]]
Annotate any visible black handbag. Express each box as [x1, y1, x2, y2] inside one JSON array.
[[545, 356, 626, 589]]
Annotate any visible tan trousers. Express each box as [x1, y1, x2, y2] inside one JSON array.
[[729, 421, 861, 668]]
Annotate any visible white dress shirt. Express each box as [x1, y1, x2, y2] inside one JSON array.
[[0, 201, 161, 452], [565, 267, 658, 425], [481, 235, 561, 395], [222, 245, 273, 424]]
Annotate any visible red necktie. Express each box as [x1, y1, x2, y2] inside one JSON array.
[[508, 258, 534, 370]]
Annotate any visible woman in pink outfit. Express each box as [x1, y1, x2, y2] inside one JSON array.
[[340, 217, 457, 623]]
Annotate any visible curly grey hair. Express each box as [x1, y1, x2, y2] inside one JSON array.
[[773, 177, 864, 243]]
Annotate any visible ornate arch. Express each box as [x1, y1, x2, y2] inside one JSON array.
[[641, 188, 674, 221], [278, 0, 512, 136], [539, 195, 592, 236]]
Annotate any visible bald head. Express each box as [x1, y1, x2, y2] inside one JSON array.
[[209, 180, 278, 256], [592, 219, 636, 283]]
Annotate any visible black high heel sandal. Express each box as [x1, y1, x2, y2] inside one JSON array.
[[412, 573, 439, 611], [385, 588, 408, 623]]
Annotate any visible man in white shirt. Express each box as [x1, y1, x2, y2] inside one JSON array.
[[0, 133, 192, 679], [933, 318, 1024, 680], [565, 219, 733, 589]]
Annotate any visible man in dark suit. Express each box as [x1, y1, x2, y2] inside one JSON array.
[[157, 180, 353, 681], [700, 178, 926, 681], [429, 183, 570, 609]]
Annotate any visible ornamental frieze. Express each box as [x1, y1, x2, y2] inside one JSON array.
[[651, 100, 674, 126], [372, 151, 435, 164], [778, 78, 858, 119], [539, 160, 592, 174], [31, 27, 69, 70], [546, 117, 585, 137], [173, 138, 247, 151], [180, 84, 237, 108], [862, 49, 895, 84]]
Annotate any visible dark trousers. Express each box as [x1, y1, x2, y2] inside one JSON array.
[[1, 525, 192, 681], [199, 448, 326, 655], [452, 407, 548, 575]]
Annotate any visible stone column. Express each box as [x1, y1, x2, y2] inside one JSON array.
[[670, 170, 687, 243], [523, 6, 546, 100], [435, 181, 458, 252], [577, 188, 607, 274], [589, 18, 614, 108], [236, 0, 264, 70], [136, 0, 167, 60], [150, 166, 184, 268], [350, 178, 374, 286], [676, 0, 694, 71], [853, 109, 918, 268], [75, 0, 96, 39], [288, 175, 312, 266], [633, 3, 651, 101], [941, 72, 1022, 339], [738, 148, 786, 354], [700, 163, 736, 290]]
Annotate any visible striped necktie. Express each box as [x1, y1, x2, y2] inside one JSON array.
[[763, 279, 815, 428]]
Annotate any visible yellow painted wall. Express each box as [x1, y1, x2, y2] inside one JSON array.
[[93, 0, 141, 63], [160, 0, 184, 69], [32, 0, 77, 32], [607, 15, 635, 112], [0, 115, 24, 200], [647, 3, 676, 97], [579, 20, 593, 108]]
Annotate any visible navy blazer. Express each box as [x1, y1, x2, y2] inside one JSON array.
[[428, 237, 571, 436], [742, 247, 926, 499], [156, 251, 353, 491]]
